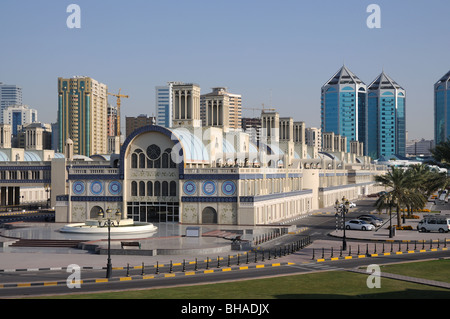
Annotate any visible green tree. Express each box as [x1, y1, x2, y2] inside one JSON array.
[[374, 167, 427, 226]]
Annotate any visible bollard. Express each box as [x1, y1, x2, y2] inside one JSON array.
[[206, 257, 209, 269], [382, 243, 385, 253], [227, 255, 230, 267], [331, 247, 334, 258], [182, 259, 186, 272], [126, 263, 130, 277], [237, 254, 240, 265], [268, 250, 271, 260], [217, 256, 220, 268], [254, 251, 257, 263], [357, 245, 360, 255], [390, 242, 393, 252], [141, 262, 145, 276], [414, 240, 417, 250], [366, 244, 370, 257], [348, 245, 351, 256], [374, 243, 377, 254], [169, 260, 173, 273], [155, 261, 159, 275], [430, 239, 433, 249], [262, 250, 265, 262], [312, 248, 315, 260], [321, 248, 324, 259], [246, 252, 249, 264], [195, 258, 198, 271]]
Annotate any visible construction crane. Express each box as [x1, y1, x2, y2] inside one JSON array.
[[242, 104, 276, 116], [108, 89, 129, 137]]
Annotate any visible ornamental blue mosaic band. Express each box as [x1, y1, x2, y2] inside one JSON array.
[[183, 181, 197, 195], [90, 181, 103, 195], [222, 181, 236, 196], [72, 181, 85, 195], [202, 181, 216, 196], [108, 181, 122, 195]]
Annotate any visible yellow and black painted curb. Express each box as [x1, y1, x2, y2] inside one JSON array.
[[313, 245, 448, 263], [0, 261, 296, 289]]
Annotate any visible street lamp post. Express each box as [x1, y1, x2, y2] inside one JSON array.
[[334, 198, 349, 251], [98, 208, 121, 278]]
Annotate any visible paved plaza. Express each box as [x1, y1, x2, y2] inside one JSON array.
[[0, 199, 449, 271]]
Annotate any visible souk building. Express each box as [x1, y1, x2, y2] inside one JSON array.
[[0, 83, 387, 225]]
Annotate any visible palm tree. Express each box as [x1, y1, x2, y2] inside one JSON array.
[[374, 166, 427, 226]]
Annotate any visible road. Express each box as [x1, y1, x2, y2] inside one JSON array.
[[0, 199, 449, 298]]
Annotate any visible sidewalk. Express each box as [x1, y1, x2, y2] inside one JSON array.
[[0, 202, 449, 271]]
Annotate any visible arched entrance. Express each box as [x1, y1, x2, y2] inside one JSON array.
[[90, 206, 103, 219], [202, 207, 218, 224]]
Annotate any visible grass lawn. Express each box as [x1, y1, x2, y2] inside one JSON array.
[[36, 260, 450, 299], [379, 258, 450, 283]]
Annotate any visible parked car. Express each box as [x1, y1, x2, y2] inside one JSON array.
[[358, 214, 383, 223], [357, 216, 382, 227], [417, 215, 450, 233], [345, 219, 375, 231], [349, 202, 356, 208]]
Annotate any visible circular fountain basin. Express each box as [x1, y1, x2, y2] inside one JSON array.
[[59, 219, 158, 235]]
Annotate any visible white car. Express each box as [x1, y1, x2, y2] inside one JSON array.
[[345, 219, 374, 231], [349, 202, 356, 208]]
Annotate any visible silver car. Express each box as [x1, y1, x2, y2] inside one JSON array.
[[345, 219, 375, 231], [357, 216, 382, 227]]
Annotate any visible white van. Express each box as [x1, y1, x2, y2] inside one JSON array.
[[417, 215, 450, 233]]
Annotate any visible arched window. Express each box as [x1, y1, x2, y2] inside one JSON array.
[[162, 153, 169, 168], [170, 181, 177, 196], [162, 181, 169, 196], [139, 181, 145, 196], [154, 157, 161, 168], [154, 181, 161, 196], [139, 153, 146, 168], [147, 181, 153, 196], [131, 154, 138, 169], [131, 181, 137, 196]]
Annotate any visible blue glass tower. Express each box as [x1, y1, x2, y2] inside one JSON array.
[[434, 70, 450, 145], [321, 65, 368, 153], [367, 71, 406, 159]]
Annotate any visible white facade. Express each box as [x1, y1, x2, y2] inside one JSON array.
[[2, 105, 38, 136]]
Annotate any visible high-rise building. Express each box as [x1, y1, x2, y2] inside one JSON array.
[[107, 104, 118, 137], [156, 82, 178, 128], [0, 83, 23, 123], [125, 114, 155, 138], [367, 71, 406, 159], [57, 76, 108, 156], [321, 65, 367, 152], [434, 70, 450, 145], [242, 117, 261, 144], [201, 87, 242, 130], [2, 104, 38, 136]]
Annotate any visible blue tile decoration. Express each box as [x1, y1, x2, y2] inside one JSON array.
[[222, 181, 236, 196]]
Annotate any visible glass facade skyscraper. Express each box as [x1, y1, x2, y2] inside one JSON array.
[[321, 65, 367, 153], [367, 72, 406, 159], [434, 70, 450, 145], [322, 67, 406, 159], [0, 82, 23, 123]]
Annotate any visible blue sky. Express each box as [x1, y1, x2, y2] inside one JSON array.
[[0, 0, 449, 140]]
